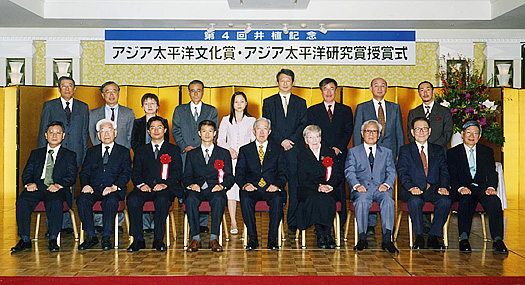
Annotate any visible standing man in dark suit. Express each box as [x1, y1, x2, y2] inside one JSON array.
[[12, 121, 77, 253], [236, 118, 287, 250], [397, 117, 451, 250], [353, 77, 404, 235], [127, 116, 183, 252], [447, 121, 507, 253], [37, 76, 89, 233], [77, 119, 131, 250], [262, 69, 307, 234], [307, 78, 353, 231], [172, 80, 218, 233], [183, 120, 234, 252]]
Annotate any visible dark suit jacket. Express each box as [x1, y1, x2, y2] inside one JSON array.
[[182, 145, 234, 196], [171, 103, 218, 152], [297, 145, 342, 202], [447, 144, 498, 200], [79, 143, 132, 200], [38, 98, 89, 167], [236, 141, 288, 199], [22, 146, 78, 205], [353, 100, 404, 159], [397, 142, 450, 202], [131, 142, 183, 200], [407, 103, 453, 149], [131, 116, 170, 152], [262, 94, 307, 151], [307, 102, 353, 156]]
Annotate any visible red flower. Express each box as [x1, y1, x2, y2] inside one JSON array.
[[322, 157, 333, 168], [214, 160, 224, 170], [160, 154, 171, 164]]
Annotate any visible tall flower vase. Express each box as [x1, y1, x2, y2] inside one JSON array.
[[450, 132, 463, 148]]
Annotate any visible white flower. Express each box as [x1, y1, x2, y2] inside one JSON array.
[[440, 100, 450, 108], [482, 99, 497, 111]]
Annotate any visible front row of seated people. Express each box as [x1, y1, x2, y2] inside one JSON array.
[[12, 114, 507, 254]]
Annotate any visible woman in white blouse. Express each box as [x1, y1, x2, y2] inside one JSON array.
[[218, 92, 256, 234]]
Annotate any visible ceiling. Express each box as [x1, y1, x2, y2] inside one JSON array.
[[1, 0, 525, 30]]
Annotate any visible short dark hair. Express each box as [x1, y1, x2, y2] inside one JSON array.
[[58, 76, 75, 87], [188, 80, 204, 90], [146, 116, 167, 130], [462, 120, 482, 134], [418, 81, 434, 90], [46, 121, 65, 133], [141, 93, 159, 106], [276, 69, 295, 83], [319, 78, 338, 90], [198, 120, 216, 132], [100, 81, 120, 93], [411, 116, 430, 129]]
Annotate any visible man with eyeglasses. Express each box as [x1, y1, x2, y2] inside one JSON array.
[[345, 120, 397, 253], [397, 117, 452, 250], [447, 120, 507, 253]]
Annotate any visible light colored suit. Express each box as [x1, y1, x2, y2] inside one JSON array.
[[89, 105, 135, 150], [344, 144, 396, 236]]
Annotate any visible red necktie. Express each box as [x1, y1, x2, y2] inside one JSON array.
[[327, 105, 333, 122]]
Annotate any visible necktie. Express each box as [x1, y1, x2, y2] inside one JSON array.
[[44, 149, 55, 186], [368, 147, 374, 170], [154, 144, 160, 160], [377, 102, 386, 136], [420, 145, 428, 176], [425, 105, 431, 119], [202, 148, 210, 190], [194, 106, 199, 122], [283, 96, 288, 117], [258, 145, 267, 187], [103, 146, 110, 165], [110, 107, 115, 121], [65, 102, 72, 125], [327, 105, 333, 122], [468, 148, 476, 178]]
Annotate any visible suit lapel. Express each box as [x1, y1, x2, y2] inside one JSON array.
[[367, 100, 378, 120], [410, 143, 425, 175], [357, 145, 372, 174]]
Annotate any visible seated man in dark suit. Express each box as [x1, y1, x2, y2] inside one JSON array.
[[127, 116, 183, 252], [398, 117, 452, 250], [12, 121, 77, 253], [183, 120, 234, 252], [77, 119, 132, 250], [447, 121, 507, 253]]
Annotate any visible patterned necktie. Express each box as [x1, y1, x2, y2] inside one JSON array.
[[154, 144, 160, 160], [327, 105, 333, 122], [368, 146, 374, 170], [194, 106, 199, 122], [205, 148, 210, 164], [283, 96, 288, 117], [65, 101, 72, 125], [44, 149, 55, 186], [420, 145, 428, 176], [258, 145, 266, 187], [103, 146, 110, 165], [468, 148, 476, 178], [425, 105, 431, 119], [377, 102, 386, 136], [110, 107, 115, 121]]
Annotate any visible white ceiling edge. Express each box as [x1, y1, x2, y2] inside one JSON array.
[[491, 0, 525, 18]]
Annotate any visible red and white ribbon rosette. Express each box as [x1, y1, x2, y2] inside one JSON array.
[[214, 159, 225, 184], [160, 154, 171, 180], [322, 156, 333, 182]]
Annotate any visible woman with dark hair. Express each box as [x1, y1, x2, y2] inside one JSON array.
[[217, 91, 256, 234]]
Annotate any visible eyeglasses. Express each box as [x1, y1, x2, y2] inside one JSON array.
[[47, 131, 63, 135], [465, 131, 480, 136], [413, 127, 429, 133], [103, 89, 118, 95], [363, 130, 379, 135], [98, 128, 114, 133], [149, 125, 165, 131]]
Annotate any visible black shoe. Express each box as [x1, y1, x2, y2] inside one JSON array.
[[413, 235, 425, 249], [317, 235, 327, 249], [127, 239, 146, 252], [101, 236, 112, 250], [354, 239, 368, 251], [493, 240, 508, 254], [326, 235, 336, 249], [48, 239, 59, 252], [459, 239, 472, 253], [78, 236, 99, 250], [200, 226, 209, 233], [422, 226, 431, 235], [246, 236, 259, 250], [11, 239, 31, 252], [94, 226, 104, 234], [267, 237, 279, 250], [144, 229, 154, 234], [427, 235, 445, 250], [382, 241, 399, 253], [366, 226, 375, 236], [44, 231, 50, 237], [61, 228, 74, 235], [153, 239, 167, 251]]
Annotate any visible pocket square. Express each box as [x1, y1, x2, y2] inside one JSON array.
[[435, 117, 442, 121]]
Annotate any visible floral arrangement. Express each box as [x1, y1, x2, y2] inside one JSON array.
[[435, 57, 504, 146]]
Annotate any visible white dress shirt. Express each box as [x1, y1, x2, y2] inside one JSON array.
[[101, 142, 115, 157], [40, 144, 61, 180], [60, 97, 73, 110], [415, 141, 429, 165], [190, 101, 203, 118], [104, 104, 119, 121]]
